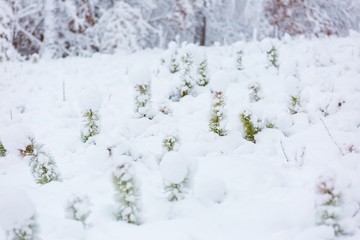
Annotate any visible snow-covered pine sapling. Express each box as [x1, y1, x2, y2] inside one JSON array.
[[9, 215, 39, 240], [197, 59, 209, 87], [19, 138, 36, 157], [179, 52, 194, 97], [289, 95, 301, 114], [248, 82, 262, 102], [236, 50, 243, 70], [0, 140, 7, 157], [112, 160, 141, 224], [81, 109, 100, 143], [209, 71, 230, 136], [267, 45, 279, 69], [162, 135, 180, 152], [29, 144, 61, 185], [65, 195, 92, 227], [170, 54, 180, 74], [160, 152, 191, 202], [315, 176, 344, 236], [240, 112, 262, 143], [130, 66, 154, 119]]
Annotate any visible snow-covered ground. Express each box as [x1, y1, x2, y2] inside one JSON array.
[[1, 35, 360, 240]]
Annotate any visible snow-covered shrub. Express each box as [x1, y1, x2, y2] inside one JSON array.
[[267, 45, 279, 69], [197, 58, 209, 87], [19, 138, 36, 157], [235, 50, 244, 70], [162, 135, 180, 152], [315, 176, 344, 236], [65, 195, 92, 227], [248, 82, 262, 102], [0, 188, 39, 240], [29, 144, 61, 185], [179, 51, 195, 97], [209, 71, 230, 136], [81, 109, 100, 143], [160, 152, 192, 202], [240, 112, 262, 143], [112, 160, 141, 224], [0, 140, 7, 157], [289, 95, 301, 114], [165, 42, 180, 74], [130, 66, 154, 119], [8, 215, 39, 240]]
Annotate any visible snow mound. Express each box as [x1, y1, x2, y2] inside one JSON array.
[[160, 152, 189, 184], [129, 66, 151, 85], [210, 70, 230, 92], [77, 86, 103, 111], [195, 177, 227, 203], [0, 187, 36, 231]]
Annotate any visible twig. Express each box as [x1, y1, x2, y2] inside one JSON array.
[[319, 117, 345, 156], [280, 140, 290, 162], [62, 80, 66, 102]]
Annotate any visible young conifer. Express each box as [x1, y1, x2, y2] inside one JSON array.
[[164, 175, 190, 202], [81, 109, 100, 143], [134, 83, 153, 119], [240, 112, 262, 143], [267, 46, 279, 69], [315, 177, 344, 236], [209, 91, 227, 136], [0, 140, 7, 157], [8, 215, 39, 240], [289, 95, 301, 114], [197, 59, 209, 87], [236, 50, 243, 70], [162, 135, 180, 152], [179, 52, 194, 97], [112, 160, 141, 224], [65, 195, 92, 227], [248, 82, 262, 102]]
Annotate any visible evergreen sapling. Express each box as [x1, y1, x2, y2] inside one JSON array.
[[112, 160, 141, 224], [315, 176, 344, 236], [209, 91, 227, 136], [236, 50, 243, 70], [240, 112, 262, 143], [248, 82, 262, 102], [0, 140, 7, 157], [81, 109, 100, 143], [134, 83, 153, 119], [267, 46, 279, 69], [197, 59, 209, 87], [8, 215, 39, 240], [162, 135, 180, 152], [65, 195, 92, 227], [289, 95, 301, 114], [179, 52, 195, 97]]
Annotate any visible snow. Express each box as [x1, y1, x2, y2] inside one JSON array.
[[160, 152, 189, 184], [0, 36, 360, 239], [209, 70, 231, 92], [0, 188, 36, 231], [129, 66, 151, 85]]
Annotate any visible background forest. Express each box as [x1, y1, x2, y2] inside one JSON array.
[[1, 0, 360, 60]]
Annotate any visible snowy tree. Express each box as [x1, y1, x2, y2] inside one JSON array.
[[248, 82, 262, 102], [129, 66, 154, 119], [29, 144, 61, 185], [112, 160, 141, 224], [7, 215, 39, 240], [240, 111, 262, 143], [315, 176, 344, 236], [209, 70, 230, 136], [162, 134, 180, 152], [179, 50, 195, 97], [0, 2, 18, 61], [65, 195, 92, 227], [160, 152, 192, 201], [197, 58, 209, 86], [0, 141, 7, 157], [81, 109, 100, 143]]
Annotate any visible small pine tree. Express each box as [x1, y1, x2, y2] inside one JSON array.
[[289, 95, 301, 114], [240, 112, 262, 143], [315, 177, 344, 236], [8, 215, 39, 240], [81, 109, 100, 143], [267, 46, 279, 69], [164, 176, 189, 202], [236, 50, 243, 70], [179, 52, 194, 97], [162, 135, 180, 152], [65, 195, 92, 227], [29, 148, 61, 185], [134, 83, 153, 119], [209, 91, 227, 136], [19, 138, 36, 157], [112, 161, 141, 224], [169, 54, 180, 74], [0, 140, 7, 157], [197, 59, 209, 87], [248, 82, 261, 102]]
